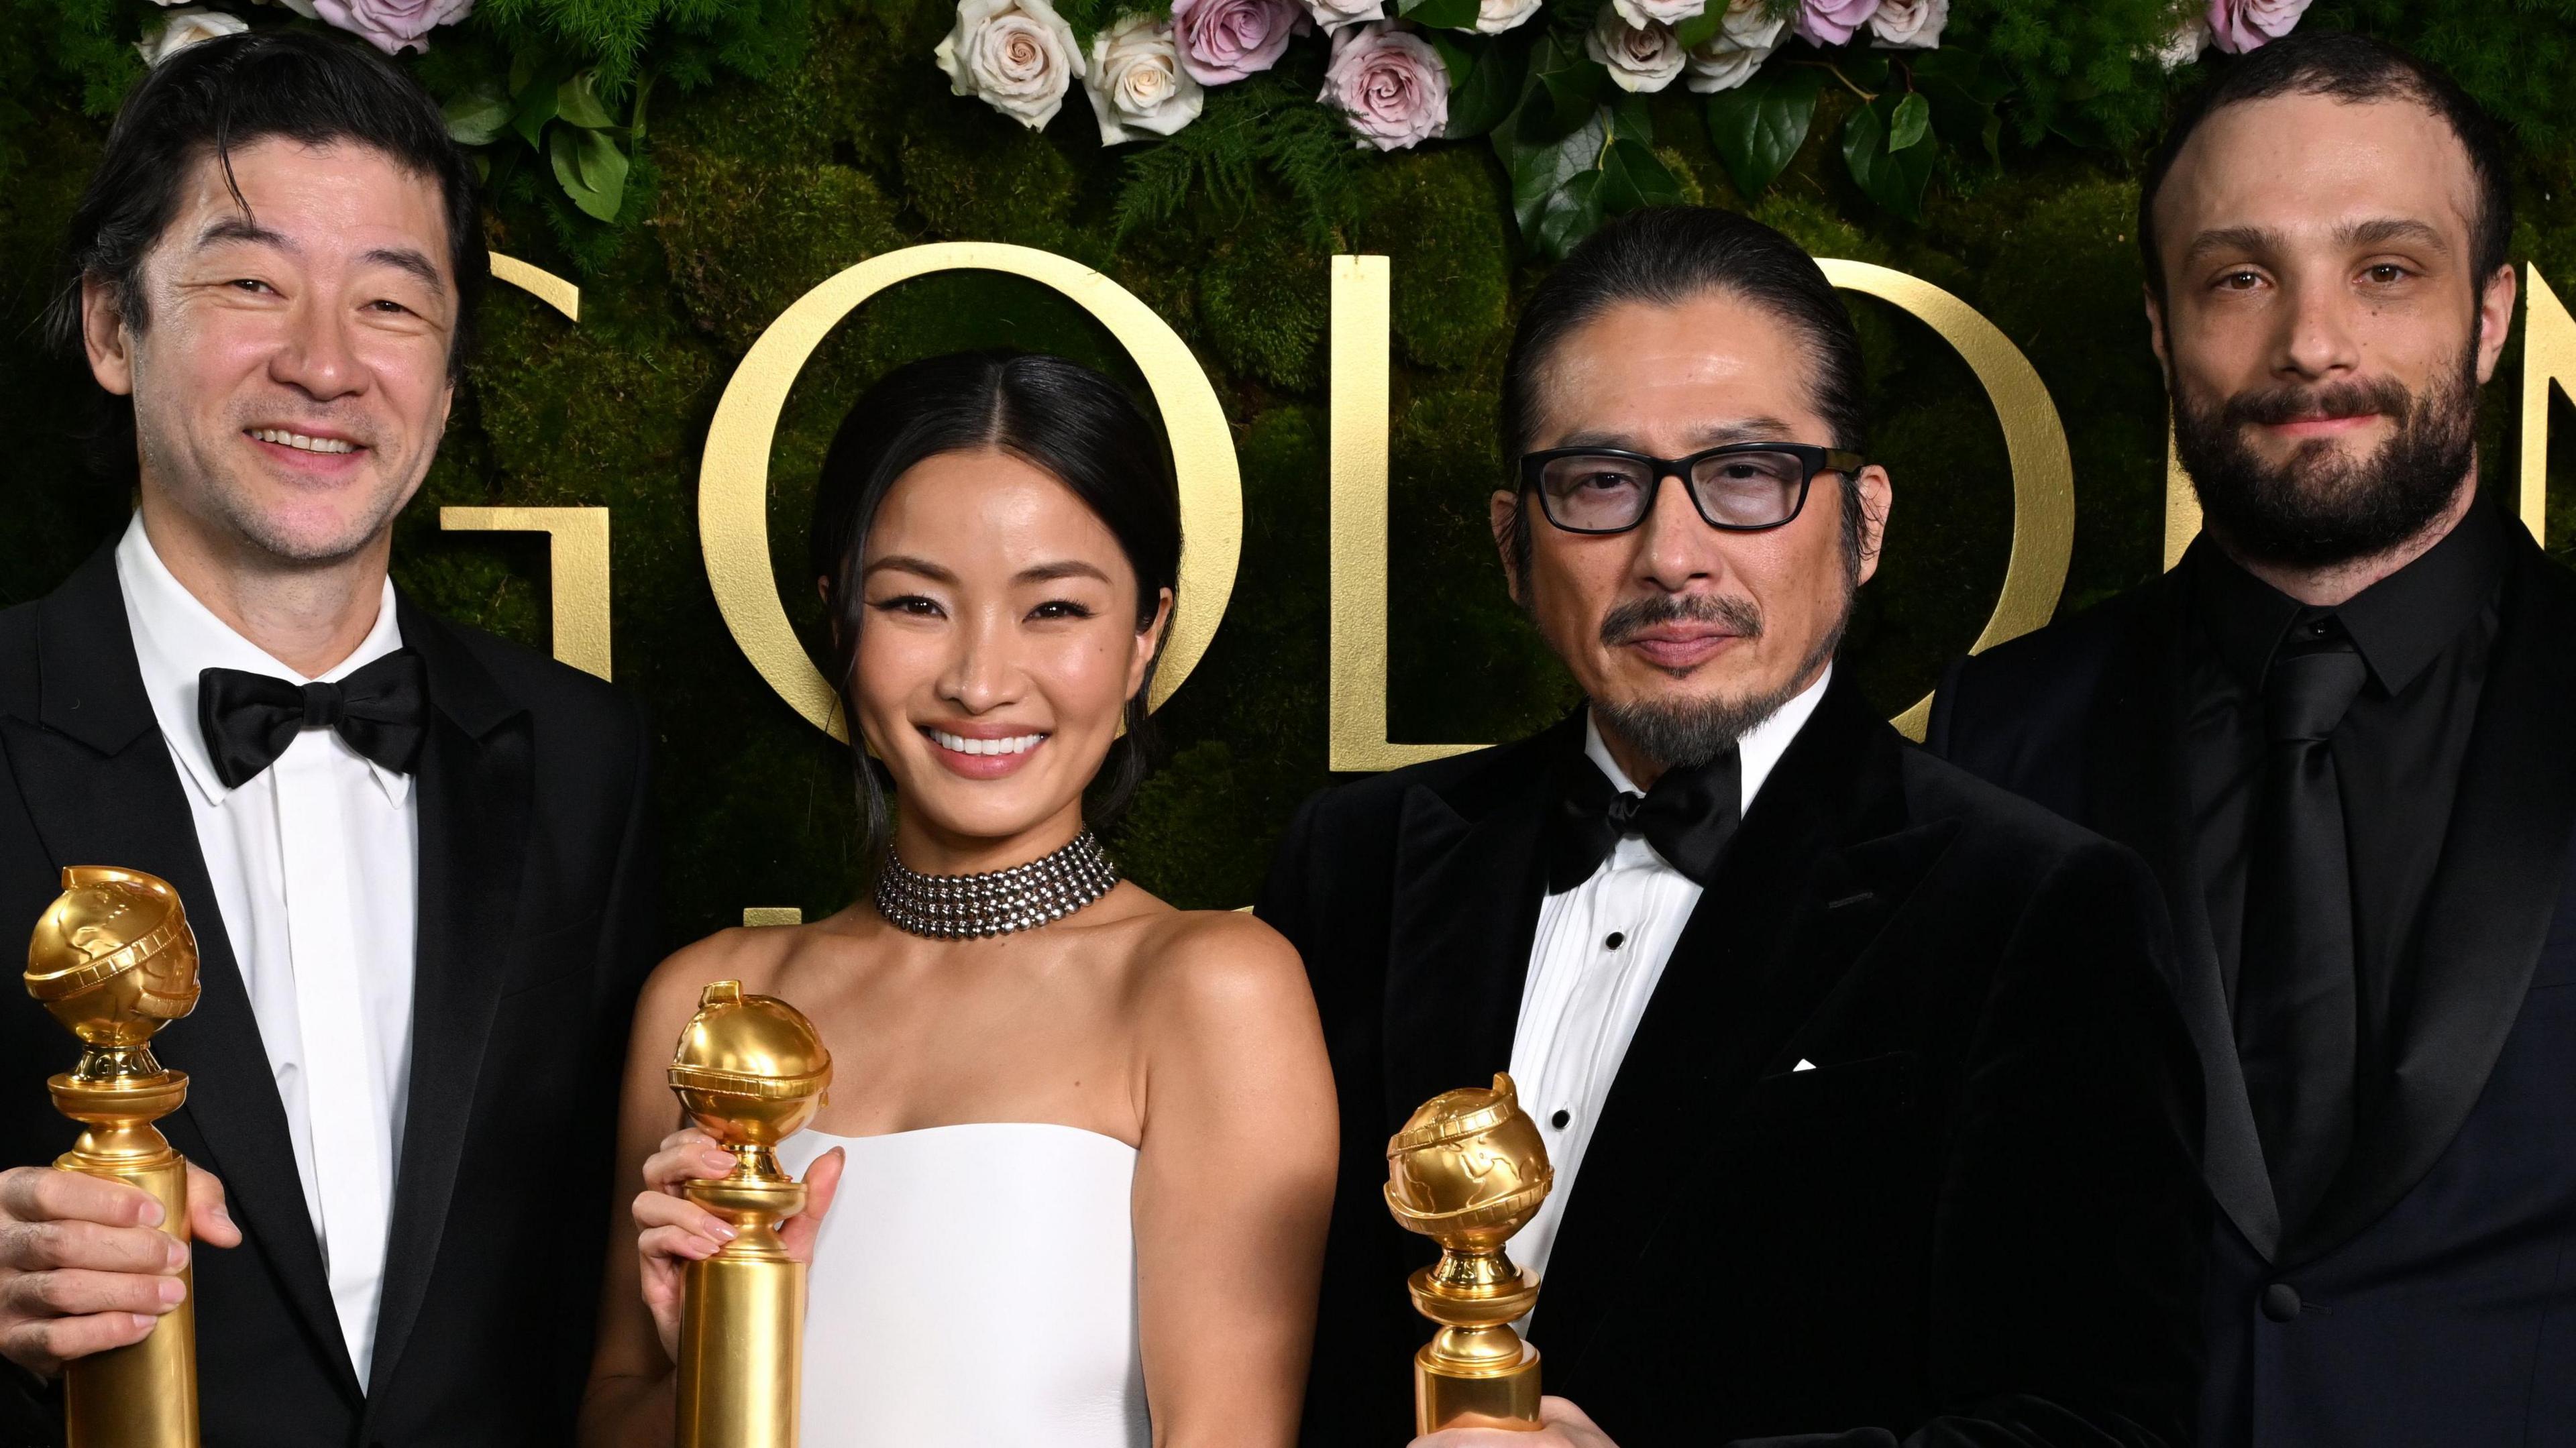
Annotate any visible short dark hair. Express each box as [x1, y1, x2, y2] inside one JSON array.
[[43, 27, 487, 463], [2138, 32, 2512, 302], [810, 350, 1184, 869], [1497, 205, 1869, 575]]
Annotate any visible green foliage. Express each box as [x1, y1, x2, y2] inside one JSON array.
[[1354, 148, 1513, 371], [1112, 72, 1362, 248], [1198, 225, 1332, 392]]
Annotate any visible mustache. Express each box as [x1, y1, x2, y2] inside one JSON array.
[[2221, 376, 2414, 430], [1598, 593, 1764, 649]]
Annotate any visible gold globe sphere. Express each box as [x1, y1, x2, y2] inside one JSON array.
[[1385, 1072, 1553, 1254], [24, 867, 200, 1064], [667, 981, 833, 1150]]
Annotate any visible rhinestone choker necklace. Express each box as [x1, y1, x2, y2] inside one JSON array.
[[875, 830, 1120, 939]]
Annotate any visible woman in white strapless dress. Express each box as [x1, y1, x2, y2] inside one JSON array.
[[577, 352, 1338, 1448]]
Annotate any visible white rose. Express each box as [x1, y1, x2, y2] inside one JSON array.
[[1475, 0, 1542, 35], [1867, 0, 1946, 48], [1085, 14, 1204, 144], [1611, 0, 1703, 28], [1303, 0, 1385, 32], [2154, 14, 2212, 67], [136, 7, 248, 64], [1587, 4, 1684, 93], [934, 0, 1085, 131], [1684, 0, 1784, 93]]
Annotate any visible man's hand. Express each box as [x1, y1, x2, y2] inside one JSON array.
[[0, 1163, 240, 1379], [1411, 1396, 1619, 1447]]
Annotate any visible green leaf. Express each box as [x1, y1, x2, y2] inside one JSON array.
[[549, 125, 629, 222], [1704, 62, 1821, 200], [555, 70, 616, 130], [1908, 48, 2005, 168], [508, 60, 573, 150], [1398, 0, 1481, 31], [1505, 105, 1609, 260], [442, 84, 511, 148], [1517, 32, 1607, 144], [1888, 91, 1930, 151], [1437, 34, 1524, 139], [1840, 93, 1933, 221], [1598, 135, 1682, 213], [1670, 5, 1725, 49]]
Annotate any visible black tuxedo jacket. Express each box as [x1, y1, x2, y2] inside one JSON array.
[[1261, 674, 2208, 1447], [1927, 520, 2576, 1447], [0, 545, 659, 1448]]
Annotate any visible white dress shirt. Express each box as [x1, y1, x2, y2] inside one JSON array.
[[115, 515, 417, 1387], [1504, 668, 1831, 1294]]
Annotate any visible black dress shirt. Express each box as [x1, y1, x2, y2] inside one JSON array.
[[2182, 502, 2506, 1160]]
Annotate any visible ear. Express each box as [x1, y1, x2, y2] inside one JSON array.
[[1854, 465, 1892, 587], [2473, 262, 2518, 386], [82, 274, 135, 398], [1490, 490, 1525, 608], [1125, 586, 1175, 702], [2143, 285, 2171, 376]]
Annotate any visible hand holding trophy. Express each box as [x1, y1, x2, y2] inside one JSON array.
[[1385, 1073, 1556, 1435]]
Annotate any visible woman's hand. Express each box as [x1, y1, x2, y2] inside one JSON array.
[[630, 1129, 846, 1362]]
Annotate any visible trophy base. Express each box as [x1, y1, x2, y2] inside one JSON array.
[[1415, 1339, 1542, 1435]]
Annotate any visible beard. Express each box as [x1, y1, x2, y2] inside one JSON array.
[[2171, 340, 2479, 570], [1587, 581, 1850, 772]]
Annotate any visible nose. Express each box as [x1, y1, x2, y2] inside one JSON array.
[[268, 292, 366, 403], [1634, 467, 1723, 592], [2275, 268, 2361, 383], [936, 608, 1026, 716]]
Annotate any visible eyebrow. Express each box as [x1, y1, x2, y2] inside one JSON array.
[[864, 556, 1116, 588], [865, 555, 957, 584], [2183, 217, 2452, 264], [194, 217, 447, 294], [1554, 417, 1805, 451]]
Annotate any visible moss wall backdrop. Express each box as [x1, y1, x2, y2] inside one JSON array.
[[3, 1, 2575, 946]]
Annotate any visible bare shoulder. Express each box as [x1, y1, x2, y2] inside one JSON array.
[[1124, 905, 1316, 1034], [637, 924, 803, 1027]]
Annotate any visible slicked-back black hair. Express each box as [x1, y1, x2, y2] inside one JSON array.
[[810, 350, 1183, 869]]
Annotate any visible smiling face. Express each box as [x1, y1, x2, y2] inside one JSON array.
[[2148, 90, 2515, 569], [83, 136, 459, 571], [1492, 290, 1890, 784], [848, 447, 1171, 862]]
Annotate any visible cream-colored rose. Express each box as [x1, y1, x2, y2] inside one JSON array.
[[1304, 0, 1386, 32], [1611, 0, 1703, 27], [136, 7, 247, 64], [935, 0, 1085, 130], [1475, 0, 1542, 35], [1684, 0, 1784, 93], [1086, 14, 1204, 144], [1587, 4, 1684, 93]]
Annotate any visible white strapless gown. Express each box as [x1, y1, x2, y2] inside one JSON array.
[[775, 1123, 1150, 1447]]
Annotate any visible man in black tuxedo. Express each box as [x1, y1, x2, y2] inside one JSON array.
[[1263, 206, 2206, 1447], [0, 32, 656, 1447], [1929, 34, 2575, 1448]]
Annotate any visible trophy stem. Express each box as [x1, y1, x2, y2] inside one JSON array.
[[674, 1167, 808, 1448], [50, 1071, 199, 1448]]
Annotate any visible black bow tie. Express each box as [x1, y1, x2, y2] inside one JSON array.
[[1546, 744, 1742, 892], [198, 650, 429, 790]]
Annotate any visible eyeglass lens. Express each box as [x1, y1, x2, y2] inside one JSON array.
[[1535, 451, 1809, 531]]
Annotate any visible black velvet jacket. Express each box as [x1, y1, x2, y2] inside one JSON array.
[[1260, 673, 2208, 1447], [0, 545, 659, 1448]]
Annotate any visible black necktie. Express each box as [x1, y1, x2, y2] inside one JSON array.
[[2236, 615, 2368, 1240], [198, 649, 430, 789], [1547, 746, 1741, 891]]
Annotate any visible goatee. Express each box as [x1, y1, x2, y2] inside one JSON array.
[[1588, 588, 1845, 773], [2171, 340, 2479, 569]]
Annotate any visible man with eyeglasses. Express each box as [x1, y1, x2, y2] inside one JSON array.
[[1263, 206, 2206, 1447]]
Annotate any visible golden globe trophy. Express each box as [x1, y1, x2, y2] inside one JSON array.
[[23, 866, 205, 1448], [667, 981, 833, 1448], [1385, 1072, 1556, 1436]]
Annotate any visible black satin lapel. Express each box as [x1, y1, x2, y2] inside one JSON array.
[[363, 698, 531, 1390], [2083, 570, 2281, 1260], [12, 570, 352, 1388], [2292, 543, 2576, 1260], [1379, 758, 1559, 1146]]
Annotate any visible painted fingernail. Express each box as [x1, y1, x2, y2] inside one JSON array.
[[710, 1223, 737, 1241], [157, 1278, 183, 1304]]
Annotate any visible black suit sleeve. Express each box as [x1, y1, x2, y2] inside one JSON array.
[[1921, 653, 1972, 761], [1727, 840, 2208, 1448]]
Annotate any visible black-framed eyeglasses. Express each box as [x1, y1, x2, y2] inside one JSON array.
[[1518, 443, 1866, 535]]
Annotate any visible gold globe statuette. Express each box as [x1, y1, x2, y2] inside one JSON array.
[[23, 867, 205, 1448], [1385, 1072, 1556, 1435], [667, 981, 833, 1448]]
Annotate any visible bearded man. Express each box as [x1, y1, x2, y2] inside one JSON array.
[[1931, 32, 2576, 1447], [1266, 205, 2205, 1447]]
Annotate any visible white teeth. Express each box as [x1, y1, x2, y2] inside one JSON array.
[[248, 429, 356, 454], [930, 730, 1045, 757]]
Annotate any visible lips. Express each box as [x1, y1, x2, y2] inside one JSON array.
[[919, 725, 1051, 781]]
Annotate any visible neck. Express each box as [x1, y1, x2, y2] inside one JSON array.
[[137, 492, 390, 678], [2214, 472, 2480, 608], [888, 799, 1088, 877]]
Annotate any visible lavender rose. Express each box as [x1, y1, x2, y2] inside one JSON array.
[[1318, 21, 1447, 152], [1587, 4, 1684, 93], [1086, 14, 1203, 144], [311, 0, 474, 54], [1475, 0, 1543, 31], [2208, 0, 2311, 54], [1793, 0, 1880, 46], [1684, 0, 1786, 93], [935, 0, 1083, 128], [1304, 0, 1386, 32], [1171, 0, 1309, 85], [1867, 0, 1946, 48], [1611, 0, 1705, 28], [136, 6, 246, 64]]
